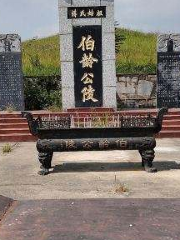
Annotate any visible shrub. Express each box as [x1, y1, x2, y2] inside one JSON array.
[[24, 76, 62, 110]]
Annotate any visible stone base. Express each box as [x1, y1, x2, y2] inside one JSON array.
[[67, 107, 115, 112]]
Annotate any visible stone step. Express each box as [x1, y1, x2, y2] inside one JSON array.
[[163, 115, 180, 120], [0, 123, 28, 129], [157, 131, 180, 138], [0, 114, 22, 119], [163, 120, 180, 125], [67, 107, 115, 112], [162, 125, 180, 131], [0, 133, 37, 142], [0, 129, 30, 134], [0, 118, 27, 124]]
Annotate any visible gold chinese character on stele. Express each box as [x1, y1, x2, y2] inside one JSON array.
[[87, 9, 94, 17], [80, 10, 86, 17], [71, 9, 77, 18], [78, 35, 95, 51], [81, 85, 98, 103], [79, 53, 98, 68], [96, 10, 103, 17], [81, 73, 94, 84]]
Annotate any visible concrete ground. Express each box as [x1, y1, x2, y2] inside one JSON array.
[[0, 139, 180, 200]]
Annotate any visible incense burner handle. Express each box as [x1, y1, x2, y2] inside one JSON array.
[[21, 111, 39, 136], [154, 107, 168, 133]]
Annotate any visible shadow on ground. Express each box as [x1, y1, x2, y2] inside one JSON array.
[[52, 161, 180, 173]]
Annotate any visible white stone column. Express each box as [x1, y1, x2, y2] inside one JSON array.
[[59, 0, 117, 110]]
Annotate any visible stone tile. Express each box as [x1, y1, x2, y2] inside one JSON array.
[[103, 60, 116, 87], [101, 0, 114, 6], [62, 87, 75, 110], [102, 6, 115, 33], [58, 0, 72, 7], [138, 80, 153, 97], [72, 0, 100, 7], [59, 8, 72, 34], [61, 62, 74, 87], [60, 34, 73, 62], [102, 32, 115, 60], [72, 18, 101, 26], [103, 86, 117, 108]]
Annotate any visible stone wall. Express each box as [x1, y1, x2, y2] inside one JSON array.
[[116, 74, 157, 108], [23, 74, 157, 109]]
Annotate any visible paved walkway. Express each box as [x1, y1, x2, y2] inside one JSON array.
[[0, 139, 180, 200], [0, 198, 180, 240]]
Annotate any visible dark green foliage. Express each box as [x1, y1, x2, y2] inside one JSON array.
[[24, 76, 62, 110]]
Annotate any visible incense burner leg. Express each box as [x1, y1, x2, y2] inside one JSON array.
[[38, 152, 53, 175], [139, 149, 157, 173]]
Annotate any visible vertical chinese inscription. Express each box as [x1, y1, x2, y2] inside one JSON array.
[[0, 34, 24, 111], [73, 26, 103, 107], [157, 34, 180, 108]]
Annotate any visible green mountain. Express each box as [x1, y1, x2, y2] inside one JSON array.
[[22, 28, 157, 76]]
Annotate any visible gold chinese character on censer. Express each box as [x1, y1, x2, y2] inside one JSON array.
[[65, 140, 77, 150]]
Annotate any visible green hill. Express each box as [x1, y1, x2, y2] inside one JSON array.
[[22, 28, 157, 76]]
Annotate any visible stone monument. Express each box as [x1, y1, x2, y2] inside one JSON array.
[[157, 34, 180, 108], [0, 34, 24, 111], [59, 0, 117, 110]]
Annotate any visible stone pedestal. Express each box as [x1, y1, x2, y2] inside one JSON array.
[[59, 0, 117, 110]]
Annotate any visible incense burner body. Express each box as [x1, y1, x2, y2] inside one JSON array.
[[23, 108, 167, 175]]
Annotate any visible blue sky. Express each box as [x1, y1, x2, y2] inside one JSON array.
[[0, 0, 180, 40]]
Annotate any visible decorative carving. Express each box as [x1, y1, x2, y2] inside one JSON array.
[[158, 34, 180, 53], [0, 34, 21, 53], [38, 152, 53, 175], [40, 116, 71, 129], [139, 149, 157, 173]]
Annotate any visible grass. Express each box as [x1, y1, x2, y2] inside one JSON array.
[[116, 28, 157, 74], [2, 144, 13, 154], [22, 28, 157, 76], [114, 183, 129, 194], [113, 174, 129, 194], [1, 143, 19, 154], [22, 35, 60, 76]]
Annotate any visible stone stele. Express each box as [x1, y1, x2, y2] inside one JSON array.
[[59, 0, 117, 110]]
